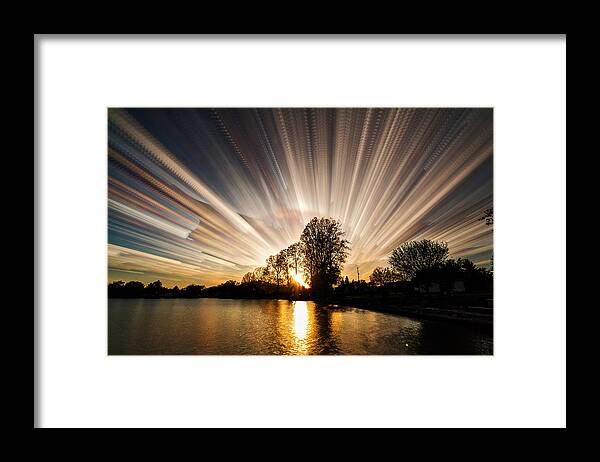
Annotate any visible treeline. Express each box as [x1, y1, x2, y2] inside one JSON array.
[[108, 280, 205, 299], [109, 214, 492, 300], [109, 216, 345, 299], [365, 240, 492, 294], [236, 217, 349, 297], [108, 278, 312, 299]]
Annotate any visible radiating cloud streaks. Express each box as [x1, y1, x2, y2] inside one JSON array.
[[108, 108, 493, 286]]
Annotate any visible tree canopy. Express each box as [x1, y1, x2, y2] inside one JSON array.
[[299, 217, 350, 296], [389, 239, 449, 280], [286, 242, 302, 276], [369, 266, 399, 286], [479, 207, 493, 226]]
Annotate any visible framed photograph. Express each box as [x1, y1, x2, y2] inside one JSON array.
[[107, 107, 494, 356], [35, 34, 566, 428]]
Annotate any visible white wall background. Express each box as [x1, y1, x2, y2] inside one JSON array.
[[36, 35, 566, 428]]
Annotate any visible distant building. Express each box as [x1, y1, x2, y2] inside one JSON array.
[[415, 282, 441, 293], [415, 280, 464, 294], [452, 280, 465, 293], [429, 282, 441, 293]]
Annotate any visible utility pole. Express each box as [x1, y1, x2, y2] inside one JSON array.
[[356, 266, 360, 282]]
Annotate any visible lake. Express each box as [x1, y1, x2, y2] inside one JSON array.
[[108, 298, 493, 355]]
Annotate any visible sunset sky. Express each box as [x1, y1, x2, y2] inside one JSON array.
[[108, 108, 493, 287]]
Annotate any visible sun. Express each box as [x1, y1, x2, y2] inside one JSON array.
[[292, 273, 309, 288]]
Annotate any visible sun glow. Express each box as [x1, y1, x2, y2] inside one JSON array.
[[293, 301, 309, 341], [292, 273, 309, 288]]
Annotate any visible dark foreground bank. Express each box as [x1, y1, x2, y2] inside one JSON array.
[[324, 295, 493, 327]]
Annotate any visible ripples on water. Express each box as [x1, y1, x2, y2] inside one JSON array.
[[108, 299, 493, 355]]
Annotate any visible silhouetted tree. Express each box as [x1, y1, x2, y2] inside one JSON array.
[[108, 280, 125, 298], [252, 266, 269, 283], [124, 280, 144, 297], [370, 267, 385, 286], [144, 280, 164, 298], [276, 250, 290, 286], [389, 240, 449, 280], [286, 242, 302, 276], [477, 209, 493, 275], [414, 258, 492, 293], [414, 259, 462, 293], [266, 252, 288, 290], [109, 280, 152, 298], [299, 217, 350, 297], [181, 284, 205, 298], [369, 266, 398, 286], [479, 207, 493, 226], [241, 271, 255, 284], [459, 258, 493, 292]]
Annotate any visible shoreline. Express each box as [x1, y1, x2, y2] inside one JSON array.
[[322, 299, 493, 328]]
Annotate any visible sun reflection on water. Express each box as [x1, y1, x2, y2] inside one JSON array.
[[293, 301, 309, 341]]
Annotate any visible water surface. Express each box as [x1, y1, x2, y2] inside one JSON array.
[[108, 298, 492, 355]]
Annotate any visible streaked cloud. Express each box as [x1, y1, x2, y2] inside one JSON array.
[[108, 108, 493, 286]]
